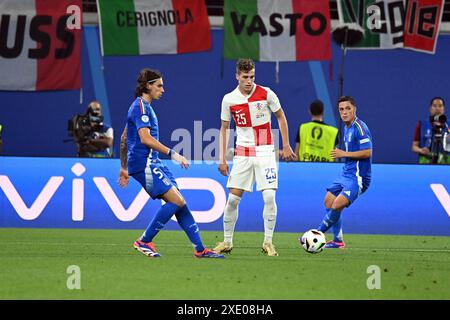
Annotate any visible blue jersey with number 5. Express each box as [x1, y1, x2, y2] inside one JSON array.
[[127, 97, 160, 175]]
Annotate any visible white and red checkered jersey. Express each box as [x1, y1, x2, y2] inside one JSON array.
[[221, 84, 281, 147]]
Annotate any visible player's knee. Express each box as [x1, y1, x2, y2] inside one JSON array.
[[262, 189, 277, 212], [331, 201, 346, 211], [324, 192, 335, 208], [330, 194, 350, 211], [171, 196, 186, 208], [226, 193, 241, 209]]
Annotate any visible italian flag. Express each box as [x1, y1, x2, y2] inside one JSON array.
[[223, 0, 331, 61], [97, 0, 211, 56], [0, 0, 81, 91]]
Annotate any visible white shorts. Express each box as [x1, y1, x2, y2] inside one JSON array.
[[227, 145, 278, 192]]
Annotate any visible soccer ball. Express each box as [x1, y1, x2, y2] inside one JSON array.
[[299, 229, 326, 254]]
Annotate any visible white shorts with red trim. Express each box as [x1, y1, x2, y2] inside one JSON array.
[[227, 145, 278, 192]]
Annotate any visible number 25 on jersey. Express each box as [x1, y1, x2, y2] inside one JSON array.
[[236, 113, 247, 125]]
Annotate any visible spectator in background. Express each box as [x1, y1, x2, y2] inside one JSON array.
[[76, 101, 114, 158], [412, 97, 449, 164], [295, 100, 339, 162]]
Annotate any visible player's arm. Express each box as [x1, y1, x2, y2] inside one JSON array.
[[138, 127, 170, 155], [294, 126, 300, 162], [118, 126, 129, 188], [219, 96, 231, 176], [138, 128, 189, 169], [331, 148, 372, 159], [294, 142, 300, 160], [120, 126, 128, 169], [333, 124, 373, 160], [218, 120, 230, 176], [274, 108, 296, 161]]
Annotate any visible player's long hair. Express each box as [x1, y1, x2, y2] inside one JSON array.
[[135, 69, 162, 98]]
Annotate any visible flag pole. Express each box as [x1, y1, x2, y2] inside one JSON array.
[[275, 61, 280, 84], [332, 23, 364, 151]]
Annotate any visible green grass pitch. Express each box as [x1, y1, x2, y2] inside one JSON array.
[[0, 228, 449, 299]]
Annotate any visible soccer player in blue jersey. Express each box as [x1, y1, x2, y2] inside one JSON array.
[[117, 68, 224, 259], [317, 96, 373, 248]]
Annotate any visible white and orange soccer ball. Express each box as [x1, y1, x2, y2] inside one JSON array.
[[299, 229, 326, 254]]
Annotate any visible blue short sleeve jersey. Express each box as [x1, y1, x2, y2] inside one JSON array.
[[326, 117, 372, 205], [126, 97, 160, 175], [342, 118, 372, 187]]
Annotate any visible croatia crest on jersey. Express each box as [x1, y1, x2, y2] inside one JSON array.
[[255, 102, 266, 119]]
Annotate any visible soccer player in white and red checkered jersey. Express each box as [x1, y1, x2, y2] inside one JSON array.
[[214, 59, 297, 257]]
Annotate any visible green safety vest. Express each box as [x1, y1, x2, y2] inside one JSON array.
[[298, 122, 338, 162]]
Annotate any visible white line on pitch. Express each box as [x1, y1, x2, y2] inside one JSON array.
[[348, 247, 450, 253]]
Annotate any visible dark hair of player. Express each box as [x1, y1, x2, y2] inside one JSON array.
[[135, 68, 162, 98], [236, 59, 255, 75], [338, 96, 356, 108]]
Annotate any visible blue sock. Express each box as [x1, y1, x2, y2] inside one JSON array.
[[318, 208, 341, 233], [175, 205, 205, 252], [141, 202, 180, 243], [332, 217, 343, 242]]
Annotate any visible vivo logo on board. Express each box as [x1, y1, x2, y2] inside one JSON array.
[[0, 163, 226, 223]]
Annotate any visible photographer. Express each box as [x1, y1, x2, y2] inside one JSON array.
[[412, 97, 449, 164], [70, 101, 114, 158]]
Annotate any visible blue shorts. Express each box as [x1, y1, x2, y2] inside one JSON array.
[[326, 176, 369, 206], [131, 162, 178, 200]]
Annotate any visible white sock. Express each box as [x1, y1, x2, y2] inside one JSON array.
[[223, 193, 241, 243], [262, 189, 277, 243]]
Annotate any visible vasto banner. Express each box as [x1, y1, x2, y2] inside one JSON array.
[[0, 0, 81, 90], [0, 157, 449, 235], [223, 0, 331, 61]]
